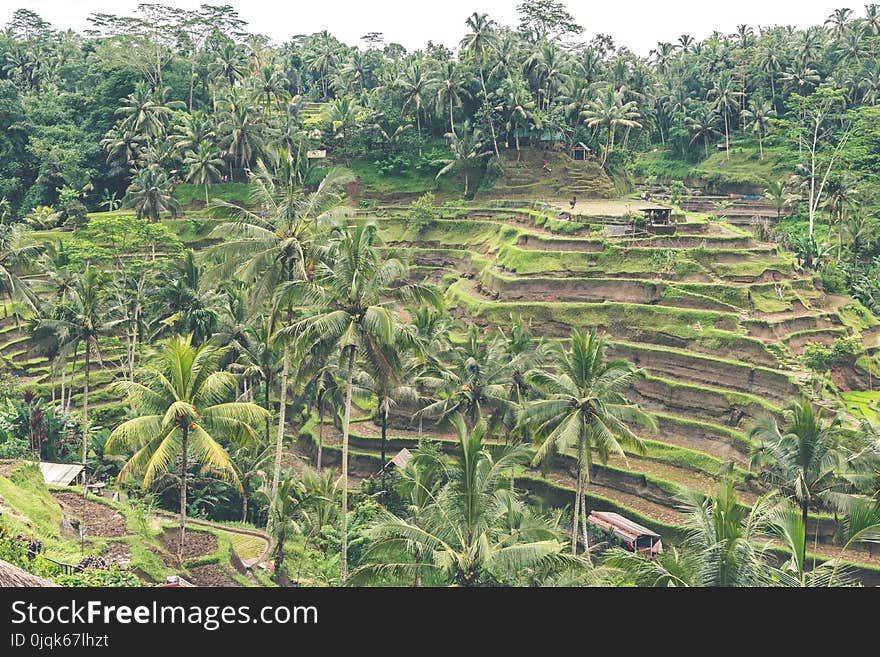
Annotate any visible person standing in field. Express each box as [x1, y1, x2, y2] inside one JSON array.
[[570, 195, 577, 211]]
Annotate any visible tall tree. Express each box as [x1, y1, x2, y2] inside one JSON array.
[[521, 329, 655, 558], [106, 335, 268, 556], [289, 221, 438, 585], [460, 13, 501, 158]]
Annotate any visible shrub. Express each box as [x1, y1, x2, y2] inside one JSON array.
[[407, 192, 437, 232], [802, 336, 863, 372]]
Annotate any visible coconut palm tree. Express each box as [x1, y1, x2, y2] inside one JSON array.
[[763, 179, 792, 220], [209, 157, 353, 515], [606, 484, 779, 587], [749, 399, 855, 565], [183, 141, 224, 206], [353, 339, 418, 492], [286, 221, 438, 585], [460, 12, 500, 157], [398, 62, 430, 158], [354, 416, 576, 586], [521, 328, 655, 558], [434, 123, 492, 198], [106, 335, 268, 556], [581, 86, 642, 168], [742, 96, 776, 160], [417, 325, 515, 432], [37, 266, 110, 492], [433, 61, 470, 136], [686, 105, 721, 159], [126, 166, 180, 223], [0, 223, 40, 315], [709, 72, 743, 161], [822, 174, 857, 258]]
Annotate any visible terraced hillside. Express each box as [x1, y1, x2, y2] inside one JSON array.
[[307, 202, 880, 568], [6, 203, 879, 571], [484, 151, 617, 200]]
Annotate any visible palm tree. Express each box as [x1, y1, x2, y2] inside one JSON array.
[[822, 174, 857, 258], [763, 179, 792, 220], [606, 484, 778, 587], [434, 123, 492, 198], [116, 83, 178, 142], [709, 72, 743, 161], [106, 335, 268, 556], [398, 62, 430, 158], [353, 339, 418, 492], [686, 105, 721, 159], [355, 417, 576, 586], [749, 399, 854, 565], [521, 329, 655, 557], [460, 12, 500, 158], [288, 221, 438, 585], [183, 141, 224, 206], [219, 91, 264, 179], [126, 166, 180, 223], [0, 223, 40, 315], [433, 61, 470, 136], [826, 7, 854, 39], [581, 86, 642, 168], [37, 266, 109, 493], [498, 73, 538, 154], [418, 325, 514, 432], [742, 96, 776, 160], [253, 64, 289, 115], [209, 158, 353, 518]]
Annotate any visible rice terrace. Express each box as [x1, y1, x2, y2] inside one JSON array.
[[1, 0, 880, 590]]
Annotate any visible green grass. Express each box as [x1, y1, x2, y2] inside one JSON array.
[[0, 462, 62, 540], [636, 141, 792, 189], [842, 390, 880, 421], [347, 159, 465, 196], [173, 182, 250, 206]]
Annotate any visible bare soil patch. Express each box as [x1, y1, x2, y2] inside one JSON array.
[[160, 527, 218, 561], [0, 459, 22, 477], [188, 564, 239, 587], [53, 492, 127, 537]]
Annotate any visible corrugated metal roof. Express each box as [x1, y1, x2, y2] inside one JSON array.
[[39, 462, 84, 486], [588, 511, 660, 539], [388, 448, 412, 469]]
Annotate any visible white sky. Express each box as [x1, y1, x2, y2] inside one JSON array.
[[0, 0, 853, 56]]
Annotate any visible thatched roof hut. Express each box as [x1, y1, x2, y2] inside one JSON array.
[[0, 559, 58, 587]]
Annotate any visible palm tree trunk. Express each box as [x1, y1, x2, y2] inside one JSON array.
[[205, 183, 209, 207], [801, 501, 809, 568], [340, 346, 355, 586], [179, 423, 189, 559], [571, 454, 581, 555], [449, 98, 456, 135], [416, 109, 422, 158], [380, 403, 388, 494], [581, 440, 593, 566], [59, 356, 65, 411], [479, 67, 500, 158], [704, 134, 709, 159], [317, 401, 324, 470], [758, 134, 764, 161], [241, 487, 249, 523], [81, 346, 90, 496], [724, 110, 730, 161], [264, 373, 272, 447], [268, 346, 289, 531]]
